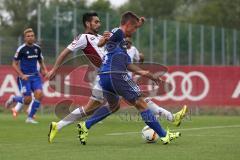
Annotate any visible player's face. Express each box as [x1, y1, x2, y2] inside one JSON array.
[[24, 32, 35, 45], [89, 16, 101, 34], [125, 21, 138, 37]]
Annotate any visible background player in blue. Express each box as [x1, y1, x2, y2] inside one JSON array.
[[5, 28, 48, 124], [78, 11, 182, 144]]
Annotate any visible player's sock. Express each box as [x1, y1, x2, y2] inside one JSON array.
[[145, 98, 173, 121], [27, 100, 34, 114], [85, 106, 111, 129], [140, 109, 166, 137], [14, 102, 23, 112], [13, 96, 24, 103], [57, 107, 86, 130], [28, 100, 40, 118]]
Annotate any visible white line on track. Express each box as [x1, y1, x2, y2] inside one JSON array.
[[105, 125, 240, 136]]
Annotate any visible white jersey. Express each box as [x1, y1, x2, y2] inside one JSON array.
[[127, 45, 140, 77], [67, 33, 107, 103], [67, 33, 106, 67], [127, 46, 140, 63]]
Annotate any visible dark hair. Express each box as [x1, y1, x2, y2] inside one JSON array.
[[120, 11, 139, 25], [82, 12, 98, 28]]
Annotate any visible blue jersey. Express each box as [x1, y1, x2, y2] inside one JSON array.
[[14, 43, 43, 75], [99, 28, 131, 74]]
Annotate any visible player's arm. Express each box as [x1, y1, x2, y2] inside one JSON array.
[[46, 48, 72, 80], [12, 60, 28, 80], [127, 63, 162, 84], [98, 31, 111, 47], [38, 59, 48, 77], [47, 35, 87, 80]]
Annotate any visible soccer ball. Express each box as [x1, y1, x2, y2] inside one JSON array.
[[141, 125, 159, 143]]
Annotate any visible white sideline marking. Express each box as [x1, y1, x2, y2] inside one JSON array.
[[105, 125, 240, 136]]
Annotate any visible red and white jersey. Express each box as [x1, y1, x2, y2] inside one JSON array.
[[127, 46, 140, 63], [67, 33, 106, 68]]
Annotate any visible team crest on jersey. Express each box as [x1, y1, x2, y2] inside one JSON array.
[[90, 37, 95, 40], [34, 49, 38, 54]]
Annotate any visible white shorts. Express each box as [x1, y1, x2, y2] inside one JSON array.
[[90, 75, 104, 103]]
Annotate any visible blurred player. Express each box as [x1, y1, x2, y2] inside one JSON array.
[[5, 28, 48, 124], [11, 62, 41, 118], [126, 37, 144, 64], [47, 12, 186, 144]]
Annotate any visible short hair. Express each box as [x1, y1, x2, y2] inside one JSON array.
[[23, 28, 34, 36], [120, 11, 139, 25], [82, 12, 98, 28]]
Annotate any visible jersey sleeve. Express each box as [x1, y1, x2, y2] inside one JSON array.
[[38, 48, 44, 61], [38, 52, 44, 61], [13, 47, 22, 61], [133, 46, 140, 62], [67, 34, 87, 52], [126, 53, 131, 65], [109, 28, 124, 43]]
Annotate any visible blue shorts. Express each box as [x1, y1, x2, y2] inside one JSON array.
[[17, 75, 43, 96], [99, 73, 141, 105]]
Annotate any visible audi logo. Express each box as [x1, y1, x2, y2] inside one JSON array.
[[148, 71, 210, 101]]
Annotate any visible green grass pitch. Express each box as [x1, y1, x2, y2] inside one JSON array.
[[0, 113, 240, 160]]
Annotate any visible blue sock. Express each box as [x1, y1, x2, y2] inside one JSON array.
[[28, 100, 40, 118], [140, 109, 166, 137], [85, 106, 111, 129], [13, 96, 23, 103]]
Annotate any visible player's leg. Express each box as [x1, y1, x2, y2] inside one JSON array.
[[83, 91, 120, 130], [134, 97, 180, 144], [26, 76, 42, 123], [57, 99, 102, 131], [48, 80, 106, 143], [144, 98, 187, 126], [5, 77, 29, 108], [113, 74, 180, 144], [79, 78, 120, 131], [11, 103, 23, 118], [48, 99, 105, 143], [78, 89, 120, 145], [11, 77, 25, 117]]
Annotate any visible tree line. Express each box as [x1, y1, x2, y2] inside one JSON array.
[[0, 0, 240, 37]]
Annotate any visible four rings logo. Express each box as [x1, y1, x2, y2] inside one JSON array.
[[148, 71, 210, 101]]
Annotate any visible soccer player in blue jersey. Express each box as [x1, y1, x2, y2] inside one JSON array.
[[5, 28, 48, 124], [78, 11, 182, 144], [47, 12, 186, 144]]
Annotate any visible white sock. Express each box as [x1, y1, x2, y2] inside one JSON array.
[[27, 100, 34, 114], [14, 103, 23, 112], [145, 98, 174, 122], [57, 107, 86, 131]]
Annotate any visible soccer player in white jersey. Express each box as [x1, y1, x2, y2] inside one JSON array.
[[47, 12, 187, 144]]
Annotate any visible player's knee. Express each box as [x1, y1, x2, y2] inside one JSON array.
[[135, 97, 147, 111], [34, 90, 43, 100], [24, 96, 32, 105]]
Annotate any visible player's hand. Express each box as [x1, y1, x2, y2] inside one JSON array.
[[138, 17, 146, 27], [139, 17, 146, 23], [103, 31, 111, 41], [41, 69, 48, 78], [46, 69, 57, 80], [152, 75, 164, 85], [21, 74, 29, 81]]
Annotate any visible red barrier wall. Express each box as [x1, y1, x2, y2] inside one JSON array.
[[0, 65, 239, 107]]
